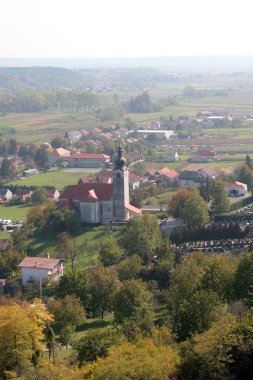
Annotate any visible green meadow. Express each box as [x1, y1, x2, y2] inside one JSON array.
[[9, 169, 89, 190]]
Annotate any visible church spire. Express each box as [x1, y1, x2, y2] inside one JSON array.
[[114, 143, 126, 170]]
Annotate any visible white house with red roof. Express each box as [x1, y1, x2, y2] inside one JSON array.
[[226, 181, 248, 197], [19, 255, 64, 286], [66, 153, 110, 168], [60, 146, 141, 223], [47, 148, 70, 166]]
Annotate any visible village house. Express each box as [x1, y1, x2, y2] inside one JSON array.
[[188, 117, 214, 128], [164, 147, 179, 162], [190, 146, 215, 163], [67, 130, 82, 143], [129, 173, 141, 190], [144, 170, 157, 183], [60, 146, 141, 223], [0, 188, 12, 202], [148, 120, 160, 130], [113, 128, 128, 139], [47, 148, 70, 166], [19, 255, 64, 286], [155, 168, 179, 184], [66, 153, 110, 168], [45, 188, 60, 200], [226, 181, 248, 197], [197, 111, 212, 117], [179, 168, 216, 189], [17, 189, 33, 202], [80, 130, 89, 138]]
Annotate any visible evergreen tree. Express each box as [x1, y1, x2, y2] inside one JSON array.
[[0, 157, 15, 179], [34, 148, 50, 171]]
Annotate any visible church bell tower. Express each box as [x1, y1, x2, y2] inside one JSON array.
[[113, 144, 129, 221]]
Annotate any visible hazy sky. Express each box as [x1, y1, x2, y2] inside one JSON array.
[[1, 0, 252, 58]]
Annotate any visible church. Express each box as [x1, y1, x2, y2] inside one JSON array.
[[59, 145, 142, 223]]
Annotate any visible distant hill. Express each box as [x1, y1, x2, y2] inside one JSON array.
[[1, 55, 253, 71], [0, 67, 83, 92]]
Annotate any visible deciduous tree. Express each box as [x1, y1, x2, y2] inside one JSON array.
[[121, 214, 161, 264], [113, 279, 154, 339], [47, 295, 85, 328], [183, 188, 209, 227], [88, 266, 118, 319], [98, 237, 123, 267]]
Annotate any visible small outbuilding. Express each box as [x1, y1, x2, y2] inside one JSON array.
[[226, 181, 248, 197]]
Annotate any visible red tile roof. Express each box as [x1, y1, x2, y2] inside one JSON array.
[[67, 153, 110, 160], [157, 168, 179, 180], [129, 173, 141, 182], [60, 184, 113, 203], [226, 181, 247, 190], [19, 257, 61, 269], [93, 128, 102, 134], [48, 148, 70, 157], [125, 204, 142, 215]]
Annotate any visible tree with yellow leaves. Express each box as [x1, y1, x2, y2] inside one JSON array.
[[82, 338, 179, 380], [0, 299, 53, 378]]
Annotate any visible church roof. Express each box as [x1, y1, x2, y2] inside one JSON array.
[[59, 184, 113, 203]]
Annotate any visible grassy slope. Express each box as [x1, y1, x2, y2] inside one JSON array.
[[25, 224, 125, 270], [0, 203, 33, 221], [8, 169, 89, 190]]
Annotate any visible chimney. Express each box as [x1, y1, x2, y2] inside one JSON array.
[[45, 252, 50, 259]]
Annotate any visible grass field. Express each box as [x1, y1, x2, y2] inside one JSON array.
[[142, 190, 175, 206], [1, 79, 253, 144], [24, 224, 125, 270], [0, 203, 33, 221], [9, 169, 90, 189]]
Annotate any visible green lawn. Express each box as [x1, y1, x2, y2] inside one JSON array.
[[143, 190, 176, 206], [9, 170, 90, 190], [24, 224, 125, 270], [213, 161, 242, 169], [0, 203, 33, 221], [162, 162, 183, 169]]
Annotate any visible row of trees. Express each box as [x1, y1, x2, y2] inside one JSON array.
[[0, 90, 103, 113], [170, 222, 244, 243]]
